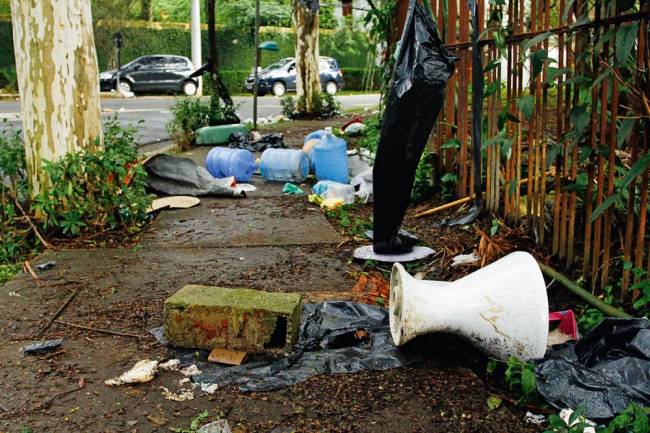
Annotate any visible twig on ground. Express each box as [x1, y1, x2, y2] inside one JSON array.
[[36, 289, 78, 337], [22, 260, 42, 287], [12, 195, 54, 250], [54, 320, 145, 339]]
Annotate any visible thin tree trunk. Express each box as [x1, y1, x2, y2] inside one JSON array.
[[140, 0, 153, 21], [10, 0, 103, 197], [206, 0, 233, 106], [293, 0, 321, 113]]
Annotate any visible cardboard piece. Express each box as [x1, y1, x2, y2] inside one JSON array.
[[208, 347, 248, 366]]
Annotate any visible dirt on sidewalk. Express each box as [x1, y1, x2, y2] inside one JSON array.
[[0, 118, 544, 433]]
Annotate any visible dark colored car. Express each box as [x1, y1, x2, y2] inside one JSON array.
[[245, 56, 344, 96], [99, 55, 198, 95]]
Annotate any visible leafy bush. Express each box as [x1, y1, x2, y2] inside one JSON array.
[[32, 119, 152, 237], [0, 66, 17, 92], [411, 151, 436, 202], [357, 114, 381, 154], [167, 97, 238, 150], [281, 93, 341, 120], [0, 126, 33, 264], [0, 263, 20, 286]]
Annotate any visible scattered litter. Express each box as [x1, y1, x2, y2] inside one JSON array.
[[35, 261, 56, 271], [243, 114, 288, 126], [351, 271, 389, 306], [451, 252, 480, 267], [144, 154, 246, 197], [235, 183, 257, 193], [282, 183, 304, 195], [559, 408, 597, 433], [104, 359, 159, 386], [321, 197, 344, 209], [260, 148, 310, 182], [180, 364, 202, 377], [159, 358, 181, 371], [343, 122, 366, 136], [353, 245, 434, 263], [536, 318, 650, 419], [486, 395, 502, 410], [208, 348, 248, 366], [191, 302, 414, 392], [22, 339, 63, 355], [524, 411, 546, 425], [547, 310, 578, 346], [147, 196, 201, 213], [197, 419, 232, 433], [199, 383, 219, 394], [440, 203, 480, 226], [179, 377, 191, 385], [312, 180, 355, 204], [228, 132, 285, 152], [205, 147, 257, 182], [160, 386, 194, 401], [350, 168, 373, 202]]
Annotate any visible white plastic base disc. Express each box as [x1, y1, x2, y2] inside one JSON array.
[[353, 245, 434, 262]]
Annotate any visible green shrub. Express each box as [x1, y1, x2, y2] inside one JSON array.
[[167, 96, 239, 150], [32, 119, 152, 237], [411, 151, 436, 202], [281, 93, 341, 120], [0, 263, 20, 286], [357, 114, 381, 154], [0, 66, 17, 92], [341, 67, 381, 91], [0, 125, 33, 264]]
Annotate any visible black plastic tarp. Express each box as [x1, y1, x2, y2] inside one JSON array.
[[156, 302, 415, 392], [372, 0, 456, 248], [535, 318, 650, 420]]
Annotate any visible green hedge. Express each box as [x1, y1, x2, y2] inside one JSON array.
[[0, 20, 374, 76]]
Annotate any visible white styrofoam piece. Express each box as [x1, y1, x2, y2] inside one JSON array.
[[353, 245, 434, 262]]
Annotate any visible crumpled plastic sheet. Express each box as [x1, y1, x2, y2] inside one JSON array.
[[144, 154, 245, 197], [228, 132, 285, 152], [185, 302, 415, 392], [535, 318, 650, 420]]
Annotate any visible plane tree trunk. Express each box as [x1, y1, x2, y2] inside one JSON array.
[[293, 0, 321, 113], [10, 0, 103, 196]]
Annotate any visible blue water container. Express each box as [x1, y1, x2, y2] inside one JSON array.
[[303, 130, 328, 172], [205, 147, 257, 182], [260, 149, 310, 182], [312, 133, 349, 183]]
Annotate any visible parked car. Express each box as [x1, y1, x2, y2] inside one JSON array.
[[99, 55, 198, 96], [245, 56, 344, 96]]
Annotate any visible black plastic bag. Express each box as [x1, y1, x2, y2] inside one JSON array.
[[228, 132, 286, 152], [535, 318, 650, 420], [185, 302, 415, 392], [373, 0, 456, 245]]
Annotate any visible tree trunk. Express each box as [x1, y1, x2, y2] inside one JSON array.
[[140, 0, 153, 21], [293, 0, 321, 113], [10, 0, 103, 197], [206, 0, 234, 107]]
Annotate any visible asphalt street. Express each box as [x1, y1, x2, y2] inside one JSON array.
[[0, 93, 380, 145]]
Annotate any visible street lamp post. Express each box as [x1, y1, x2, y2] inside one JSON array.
[[253, 0, 261, 129], [112, 31, 123, 92]]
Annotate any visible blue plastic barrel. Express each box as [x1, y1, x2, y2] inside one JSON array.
[[205, 147, 257, 182], [260, 149, 310, 182], [312, 133, 349, 183], [304, 130, 327, 144], [303, 130, 328, 172]]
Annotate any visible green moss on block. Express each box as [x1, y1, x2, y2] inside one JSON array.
[[163, 285, 301, 353]]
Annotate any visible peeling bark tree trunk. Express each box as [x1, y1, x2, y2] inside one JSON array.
[[293, 0, 321, 113], [10, 0, 103, 197]]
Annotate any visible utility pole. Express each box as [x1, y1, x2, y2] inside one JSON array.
[[252, 0, 261, 129], [191, 0, 203, 96]]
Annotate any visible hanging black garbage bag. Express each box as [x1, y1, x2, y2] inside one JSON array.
[[373, 0, 456, 254]]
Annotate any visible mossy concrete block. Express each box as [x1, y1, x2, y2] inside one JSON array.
[[195, 124, 248, 145], [163, 285, 301, 352]]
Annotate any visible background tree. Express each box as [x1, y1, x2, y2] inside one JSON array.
[[10, 0, 103, 196], [293, 0, 321, 113], [140, 0, 153, 21]]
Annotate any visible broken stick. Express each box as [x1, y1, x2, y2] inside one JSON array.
[[36, 289, 78, 337], [54, 320, 144, 339]]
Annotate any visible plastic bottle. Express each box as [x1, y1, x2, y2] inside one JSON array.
[[312, 131, 349, 183], [312, 180, 355, 204], [259, 148, 310, 182], [205, 147, 257, 182]]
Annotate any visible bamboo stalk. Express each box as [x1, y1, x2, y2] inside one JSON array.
[[539, 263, 633, 319]]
